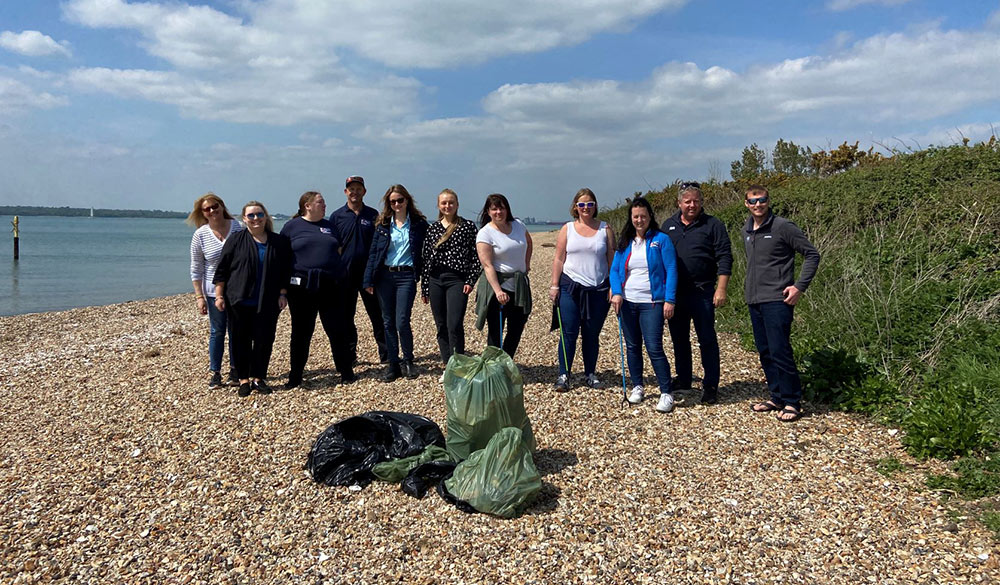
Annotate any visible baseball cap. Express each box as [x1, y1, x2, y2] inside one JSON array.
[[345, 176, 365, 188]]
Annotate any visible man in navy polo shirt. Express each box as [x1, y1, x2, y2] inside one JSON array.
[[743, 184, 820, 422], [330, 176, 388, 365], [663, 182, 732, 404]]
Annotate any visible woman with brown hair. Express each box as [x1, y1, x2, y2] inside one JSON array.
[[279, 191, 352, 388], [363, 185, 429, 381], [187, 193, 242, 389], [421, 189, 480, 365], [213, 201, 292, 397]]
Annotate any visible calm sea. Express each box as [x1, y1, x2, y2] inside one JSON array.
[[0, 215, 557, 316]]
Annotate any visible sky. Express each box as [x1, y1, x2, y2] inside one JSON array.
[[1, 0, 999, 219]]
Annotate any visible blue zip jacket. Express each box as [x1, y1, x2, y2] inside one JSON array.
[[609, 229, 678, 304], [362, 215, 429, 289]]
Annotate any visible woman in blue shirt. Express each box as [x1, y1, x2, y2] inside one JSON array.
[[363, 185, 429, 381], [609, 198, 678, 413]]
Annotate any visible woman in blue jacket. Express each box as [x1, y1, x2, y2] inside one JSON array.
[[610, 198, 678, 413], [364, 184, 429, 381]]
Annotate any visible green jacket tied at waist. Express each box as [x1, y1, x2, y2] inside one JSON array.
[[474, 271, 532, 331]]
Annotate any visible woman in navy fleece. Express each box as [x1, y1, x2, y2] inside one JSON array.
[[280, 191, 353, 388]]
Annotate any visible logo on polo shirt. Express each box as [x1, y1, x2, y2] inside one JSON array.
[[320, 227, 332, 234]]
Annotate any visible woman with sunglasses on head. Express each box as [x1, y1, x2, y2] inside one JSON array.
[[474, 193, 533, 358], [279, 191, 353, 388], [549, 188, 615, 392], [363, 185, 429, 381], [213, 201, 292, 397], [187, 193, 243, 389], [421, 189, 481, 366], [609, 197, 678, 413]]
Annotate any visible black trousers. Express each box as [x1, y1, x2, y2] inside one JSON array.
[[485, 296, 528, 358], [428, 269, 469, 362], [341, 267, 388, 363], [228, 302, 280, 380], [287, 284, 352, 380]]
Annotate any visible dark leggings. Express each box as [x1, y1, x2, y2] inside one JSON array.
[[287, 285, 352, 379], [428, 270, 470, 362], [228, 302, 280, 380], [485, 296, 528, 358]]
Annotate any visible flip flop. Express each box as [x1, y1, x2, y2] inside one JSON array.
[[751, 400, 781, 413], [776, 406, 802, 422]]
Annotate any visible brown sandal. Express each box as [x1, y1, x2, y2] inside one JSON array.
[[751, 400, 781, 413]]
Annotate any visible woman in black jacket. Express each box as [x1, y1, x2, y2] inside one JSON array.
[[214, 201, 292, 397], [363, 185, 429, 381]]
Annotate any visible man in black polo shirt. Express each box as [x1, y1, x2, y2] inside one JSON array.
[[330, 176, 388, 365], [663, 182, 732, 404]]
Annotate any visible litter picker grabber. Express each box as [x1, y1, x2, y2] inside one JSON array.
[[556, 305, 569, 379], [616, 313, 629, 408]]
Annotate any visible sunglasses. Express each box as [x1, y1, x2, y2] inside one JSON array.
[[680, 181, 701, 190], [202, 203, 220, 213], [389, 198, 406, 205], [245, 212, 266, 220], [576, 201, 596, 209], [746, 196, 769, 205]]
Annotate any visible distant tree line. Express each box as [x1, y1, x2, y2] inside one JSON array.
[[0, 206, 186, 219], [728, 139, 886, 191]]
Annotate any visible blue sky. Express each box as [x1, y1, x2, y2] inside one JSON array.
[[1, 0, 998, 219]]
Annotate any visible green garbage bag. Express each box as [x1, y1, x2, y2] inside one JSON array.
[[443, 427, 542, 518], [444, 346, 536, 460], [372, 445, 454, 483]]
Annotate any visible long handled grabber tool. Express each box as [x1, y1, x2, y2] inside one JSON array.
[[556, 305, 569, 380], [498, 304, 504, 350], [617, 313, 629, 408]]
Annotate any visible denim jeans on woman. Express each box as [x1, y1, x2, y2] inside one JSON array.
[[207, 299, 234, 374], [375, 270, 418, 365], [556, 276, 610, 377], [619, 300, 673, 392]]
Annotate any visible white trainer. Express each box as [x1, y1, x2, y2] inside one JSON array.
[[628, 385, 645, 404], [656, 393, 675, 413]]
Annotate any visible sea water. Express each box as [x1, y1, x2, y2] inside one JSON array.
[[0, 215, 556, 316]]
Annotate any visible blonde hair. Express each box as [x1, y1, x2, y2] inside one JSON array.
[[435, 189, 463, 248], [242, 200, 274, 233], [186, 193, 234, 227]]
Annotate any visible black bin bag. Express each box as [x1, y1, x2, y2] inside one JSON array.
[[306, 411, 445, 488]]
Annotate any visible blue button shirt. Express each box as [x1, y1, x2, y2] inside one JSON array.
[[386, 217, 413, 267]]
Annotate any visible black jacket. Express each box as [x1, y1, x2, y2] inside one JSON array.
[[742, 212, 820, 304], [213, 229, 293, 312], [662, 210, 733, 293]]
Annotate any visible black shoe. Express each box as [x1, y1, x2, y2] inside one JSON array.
[[227, 369, 239, 386], [208, 371, 223, 389], [285, 372, 302, 390], [701, 386, 719, 405], [253, 379, 272, 395], [672, 377, 693, 390], [237, 382, 252, 397], [403, 360, 419, 379], [341, 370, 358, 384], [382, 363, 402, 382]]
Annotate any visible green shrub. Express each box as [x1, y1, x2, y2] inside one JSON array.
[[927, 456, 1000, 498], [903, 382, 997, 459]]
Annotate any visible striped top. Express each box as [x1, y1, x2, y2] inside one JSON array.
[[190, 220, 243, 298]]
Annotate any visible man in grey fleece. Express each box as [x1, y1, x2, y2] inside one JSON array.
[[743, 185, 820, 422]]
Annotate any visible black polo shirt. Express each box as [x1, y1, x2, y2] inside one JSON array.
[[662, 210, 733, 292], [330, 204, 378, 274]]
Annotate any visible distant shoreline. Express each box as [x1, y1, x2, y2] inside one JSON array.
[[2, 206, 186, 219]]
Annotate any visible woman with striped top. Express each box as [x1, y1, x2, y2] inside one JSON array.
[[421, 189, 481, 364], [187, 193, 243, 389]]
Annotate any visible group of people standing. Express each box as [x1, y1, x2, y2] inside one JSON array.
[[188, 178, 819, 422]]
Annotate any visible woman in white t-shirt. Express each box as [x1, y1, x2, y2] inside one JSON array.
[[474, 193, 533, 357], [548, 188, 615, 392]]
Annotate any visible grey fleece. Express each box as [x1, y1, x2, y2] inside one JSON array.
[[742, 213, 820, 304]]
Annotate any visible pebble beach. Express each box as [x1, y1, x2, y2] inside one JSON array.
[[1, 230, 996, 584]]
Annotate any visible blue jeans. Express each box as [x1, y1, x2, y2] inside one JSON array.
[[207, 298, 233, 373], [748, 301, 802, 409], [667, 287, 720, 389], [375, 270, 417, 364], [619, 300, 673, 392], [556, 282, 610, 376]]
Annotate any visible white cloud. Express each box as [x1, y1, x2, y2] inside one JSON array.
[[0, 75, 69, 114], [827, 0, 912, 11], [0, 30, 72, 57]]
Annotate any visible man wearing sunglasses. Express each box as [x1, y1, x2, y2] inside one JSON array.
[[662, 182, 732, 405], [743, 185, 820, 422]]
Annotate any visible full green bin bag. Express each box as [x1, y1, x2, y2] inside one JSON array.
[[372, 445, 454, 483], [444, 346, 536, 460], [443, 427, 542, 518]]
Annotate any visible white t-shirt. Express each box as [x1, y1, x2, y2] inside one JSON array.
[[563, 221, 609, 287], [477, 219, 528, 292], [622, 238, 653, 303]]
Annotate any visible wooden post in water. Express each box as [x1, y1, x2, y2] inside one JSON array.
[[11, 216, 18, 260]]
